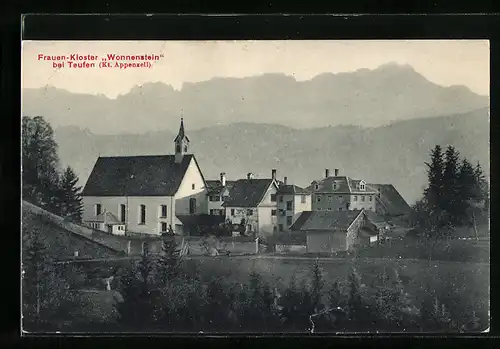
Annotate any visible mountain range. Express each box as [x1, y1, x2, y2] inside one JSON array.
[[22, 62, 489, 134], [50, 107, 490, 205]]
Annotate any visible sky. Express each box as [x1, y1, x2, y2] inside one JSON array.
[[22, 40, 490, 98]]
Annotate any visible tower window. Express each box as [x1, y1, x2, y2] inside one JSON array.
[[184, 145, 188, 152], [176, 144, 181, 153]]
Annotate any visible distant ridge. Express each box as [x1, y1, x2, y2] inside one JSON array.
[[22, 62, 489, 134]]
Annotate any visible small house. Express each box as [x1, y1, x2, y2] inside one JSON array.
[[85, 210, 126, 236], [290, 209, 380, 254]]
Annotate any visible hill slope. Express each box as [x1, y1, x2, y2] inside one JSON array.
[[51, 108, 489, 205]]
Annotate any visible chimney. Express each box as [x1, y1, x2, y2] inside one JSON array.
[[325, 169, 330, 178], [271, 169, 277, 180], [284, 176, 288, 185], [247, 172, 254, 180], [220, 172, 226, 187], [334, 168, 339, 177]]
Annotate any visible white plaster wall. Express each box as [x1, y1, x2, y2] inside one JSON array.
[[174, 157, 208, 215], [83, 196, 175, 235]]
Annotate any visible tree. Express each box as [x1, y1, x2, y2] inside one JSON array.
[[346, 266, 374, 330], [309, 260, 325, 313], [22, 116, 62, 214], [423, 145, 445, 211], [442, 146, 461, 226], [156, 235, 182, 286], [457, 159, 477, 229], [22, 229, 72, 329], [59, 166, 83, 222]]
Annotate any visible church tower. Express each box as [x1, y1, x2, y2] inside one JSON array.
[[174, 117, 190, 163]]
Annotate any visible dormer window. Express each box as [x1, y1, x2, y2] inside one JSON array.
[[315, 184, 319, 190], [359, 181, 366, 191]]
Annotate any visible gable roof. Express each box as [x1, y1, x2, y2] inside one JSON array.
[[82, 154, 197, 197], [277, 184, 311, 195], [290, 210, 363, 232], [368, 183, 411, 216], [206, 180, 236, 195], [223, 179, 277, 208], [306, 176, 378, 194], [86, 211, 121, 224]]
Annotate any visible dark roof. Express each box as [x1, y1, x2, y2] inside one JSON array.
[[368, 184, 411, 216], [223, 179, 276, 208], [205, 180, 236, 195], [306, 176, 378, 194], [290, 210, 363, 232], [277, 184, 311, 195], [82, 154, 198, 196]]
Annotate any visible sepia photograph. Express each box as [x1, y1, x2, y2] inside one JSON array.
[[21, 40, 490, 334]]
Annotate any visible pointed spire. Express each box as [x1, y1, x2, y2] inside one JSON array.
[[174, 115, 189, 142]]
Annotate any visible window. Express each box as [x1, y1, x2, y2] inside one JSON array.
[[219, 209, 224, 216], [214, 195, 220, 201], [176, 144, 181, 153], [338, 195, 343, 200], [271, 209, 277, 216], [231, 209, 235, 216], [192, 184, 195, 190], [247, 209, 253, 216], [286, 201, 293, 211], [280, 209, 286, 216], [279, 195, 283, 202], [95, 204, 102, 216], [328, 195, 333, 202], [139, 204, 146, 224], [315, 184, 319, 190], [286, 216, 293, 227], [209, 209, 214, 215], [360, 183, 365, 190], [301, 195, 306, 203], [279, 224, 284, 232], [161, 222, 168, 232], [328, 208, 332, 211], [184, 145, 188, 152], [160, 204, 167, 218], [333, 183, 337, 190], [317, 195, 321, 203], [354, 195, 358, 201], [189, 198, 196, 214], [339, 207, 343, 211], [361, 195, 365, 202], [120, 204, 126, 223], [271, 194, 276, 202], [369, 196, 372, 202]]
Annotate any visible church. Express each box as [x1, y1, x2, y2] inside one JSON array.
[[81, 119, 208, 236]]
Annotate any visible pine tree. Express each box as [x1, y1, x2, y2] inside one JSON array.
[[310, 260, 325, 313], [22, 229, 71, 329], [474, 162, 489, 209], [457, 159, 477, 226], [59, 166, 83, 222], [424, 145, 445, 211], [346, 267, 372, 330], [156, 235, 182, 286], [442, 146, 461, 227], [22, 116, 62, 214]]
